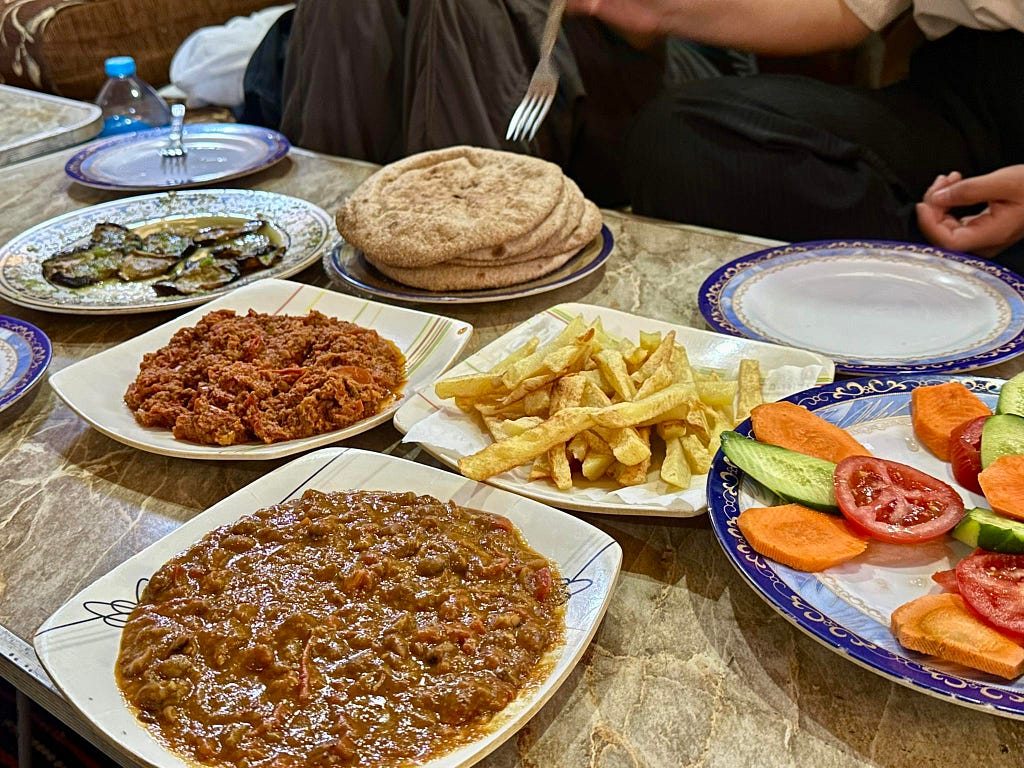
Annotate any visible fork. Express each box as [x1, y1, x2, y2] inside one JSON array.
[[505, 0, 566, 142], [160, 103, 187, 159]]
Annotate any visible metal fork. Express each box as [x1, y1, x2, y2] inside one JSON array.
[[505, 0, 566, 142], [160, 103, 187, 159]]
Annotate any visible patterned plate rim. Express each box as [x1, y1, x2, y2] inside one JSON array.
[[697, 240, 1024, 375], [705, 372, 1024, 718], [0, 189, 334, 315], [0, 315, 51, 412], [324, 225, 614, 305], [65, 124, 291, 191]]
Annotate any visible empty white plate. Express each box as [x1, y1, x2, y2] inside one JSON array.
[[65, 124, 289, 190], [699, 240, 1024, 375]]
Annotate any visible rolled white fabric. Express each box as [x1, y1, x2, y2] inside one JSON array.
[[170, 4, 295, 108]]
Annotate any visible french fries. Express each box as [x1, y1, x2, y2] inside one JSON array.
[[438, 316, 765, 491]]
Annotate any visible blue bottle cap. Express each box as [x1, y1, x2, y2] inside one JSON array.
[[104, 56, 136, 77]]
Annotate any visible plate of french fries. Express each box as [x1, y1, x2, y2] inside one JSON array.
[[394, 303, 835, 516]]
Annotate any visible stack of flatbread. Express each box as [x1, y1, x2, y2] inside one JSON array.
[[336, 146, 603, 291]]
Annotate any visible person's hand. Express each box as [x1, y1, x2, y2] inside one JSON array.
[[916, 166, 1024, 258]]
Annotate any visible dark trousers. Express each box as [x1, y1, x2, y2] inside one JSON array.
[[625, 29, 1024, 266], [243, 0, 747, 207]]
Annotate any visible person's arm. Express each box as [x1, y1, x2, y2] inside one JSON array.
[[916, 167, 1024, 258], [566, 0, 873, 55]]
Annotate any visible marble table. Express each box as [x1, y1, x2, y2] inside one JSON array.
[[0, 85, 101, 167], [0, 145, 1022, 768]]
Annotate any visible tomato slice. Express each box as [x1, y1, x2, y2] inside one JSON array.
[[955, 551, 1024, 642], [931, 569, 960, 593], [833, 456, 965, 543], [950, 415, 987, 495]]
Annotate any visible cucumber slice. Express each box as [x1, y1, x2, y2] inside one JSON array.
[[720, 430, 838, 513], [952, 507, 1024, 554], [997, 371, 1024, 416], [980, 413, 1024, 468]]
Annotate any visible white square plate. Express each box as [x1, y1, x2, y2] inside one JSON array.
[[34, 448, 622, 768], [394, 302, 834, 517], [48, 279, 473, 459]]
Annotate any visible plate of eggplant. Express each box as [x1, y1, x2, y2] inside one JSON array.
[[0, 190, 335, 314]]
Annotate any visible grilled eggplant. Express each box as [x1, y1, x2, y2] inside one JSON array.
[[152, 257, 240, 295], [90, 222, 142, 251], [140, 231, 194, 258], [43, 217, 284, 294], [42, 246, 123, 287], [191, 219, 265, 245], [118, 253, 182, 281]]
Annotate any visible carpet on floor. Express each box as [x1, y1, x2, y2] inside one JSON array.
[[0, 678, 119, 767]]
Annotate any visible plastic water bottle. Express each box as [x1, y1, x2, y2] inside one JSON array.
[[95, 56, 172, 137]]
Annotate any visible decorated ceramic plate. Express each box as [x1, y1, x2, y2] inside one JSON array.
[[325, 225, 613, 304], [698, 240, 1024, 375], [0, 315, 51, 412], [707, 373, 1024, 719], [48, 279, 472, 460], [0, 189, 334, 314], [35, 447, 621, 768], [65, 124, 290, 191], [394, 302, 834, 517]]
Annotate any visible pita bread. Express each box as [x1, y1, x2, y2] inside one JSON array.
[[446, 199, 602, 267], [452, 178, 585, 264], [557, 198, 603, 253], [368, 202, 605, 291], [371, 247, 583, 291], [336, 146, 565, 268], [453, 179, 585, 265]]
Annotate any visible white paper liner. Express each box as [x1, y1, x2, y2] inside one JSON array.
[[401, 362, 825, 511]]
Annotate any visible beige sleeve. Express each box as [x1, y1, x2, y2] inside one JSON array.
[[915, 0, 1024, 39], [841, 0, 913, 31]]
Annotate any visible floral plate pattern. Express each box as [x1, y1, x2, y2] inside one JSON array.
[[0, 189, 334, 314], [0, 315, 50, 412]]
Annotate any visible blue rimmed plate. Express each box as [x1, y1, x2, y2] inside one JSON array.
[[707, 373, 1024, 719], [698, 240, 1024, 375], [0, 315, 50, 412], [325, 225, 613, 304], [35, 447, 621, 768], [65, 123, 290, 191]]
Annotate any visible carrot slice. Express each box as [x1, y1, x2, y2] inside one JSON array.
[[911, 382, 992, 461], [750, 401, 870, 463], [978, 455, 1024, 522], [931, 569, 959, 593], [891, 593, 1024, 679], [737, 503, 867, 572]]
